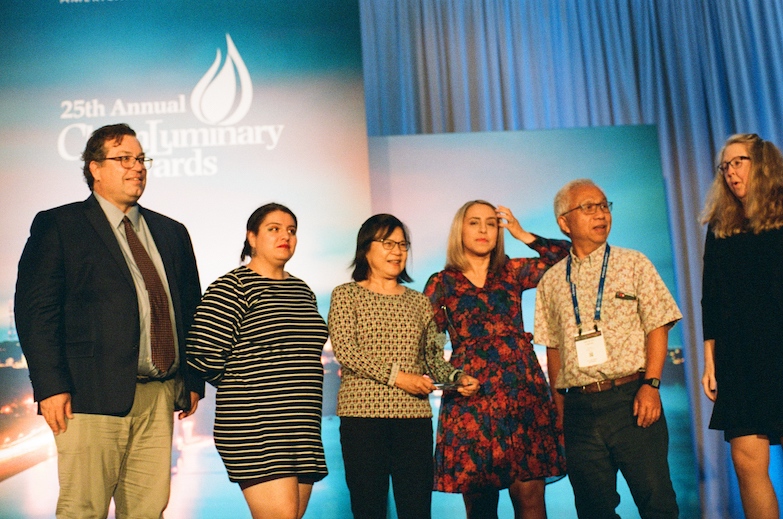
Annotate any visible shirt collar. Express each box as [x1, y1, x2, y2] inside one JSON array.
[[570, 242, 608, 266], [94, 192, 140, 230]]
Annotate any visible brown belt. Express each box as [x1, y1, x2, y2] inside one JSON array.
[[558, 371, 643, 395], [136, 373, 175, 384]]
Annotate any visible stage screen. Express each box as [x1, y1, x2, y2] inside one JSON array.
[[367, 125, 698, 517], [0, 1, 368, 517]]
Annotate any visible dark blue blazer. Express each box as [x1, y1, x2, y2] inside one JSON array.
[[15, 195, 204, 416]]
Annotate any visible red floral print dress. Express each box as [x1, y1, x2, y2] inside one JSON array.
[[424, 236, 569, 493]]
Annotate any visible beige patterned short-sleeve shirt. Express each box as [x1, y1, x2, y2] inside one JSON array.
[[534, 243, 682, 388]]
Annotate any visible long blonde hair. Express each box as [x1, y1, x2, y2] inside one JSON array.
[[445, 200, 506, 273], [700, 134, 783, 237]]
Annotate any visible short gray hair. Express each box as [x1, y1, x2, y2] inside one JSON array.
[[554, 178, 601, 217]]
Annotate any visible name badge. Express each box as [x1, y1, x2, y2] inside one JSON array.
[[575, 329, 608, 368]]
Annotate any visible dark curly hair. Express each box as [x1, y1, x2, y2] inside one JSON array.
[[81, 123, 137, 190]]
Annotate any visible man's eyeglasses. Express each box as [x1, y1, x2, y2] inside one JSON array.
[[717, 156, 750, 174], [103, 156, 153, 169], [561, 201, 613, 217], [375, 239, 409, 251]]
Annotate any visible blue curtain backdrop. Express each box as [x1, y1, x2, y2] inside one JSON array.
[[359, 1, 783, 517]]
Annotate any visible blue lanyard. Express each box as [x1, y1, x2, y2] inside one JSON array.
[[566, 244, 610, 335]]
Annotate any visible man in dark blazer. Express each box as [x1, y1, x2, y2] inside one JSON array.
[[15, 123, 204, 518]]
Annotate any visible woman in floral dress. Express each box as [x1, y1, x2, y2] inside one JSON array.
[[424, 200, 569, 519]]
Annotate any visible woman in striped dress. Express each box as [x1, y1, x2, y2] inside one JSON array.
[[187, 203, 328, 519]]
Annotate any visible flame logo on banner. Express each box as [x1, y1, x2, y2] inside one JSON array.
[[191, 34, 253, 126]]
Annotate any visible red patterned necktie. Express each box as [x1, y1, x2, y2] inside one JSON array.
[[123, 217, 175, 373]]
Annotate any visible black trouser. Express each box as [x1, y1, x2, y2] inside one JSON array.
[[340, 417, 433, 519], [563, 381, 679, 519]]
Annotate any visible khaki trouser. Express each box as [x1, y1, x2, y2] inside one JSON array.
[[54, 378, 176, 519]]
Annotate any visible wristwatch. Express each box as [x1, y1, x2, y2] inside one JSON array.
[[642, 377, 661, 389]]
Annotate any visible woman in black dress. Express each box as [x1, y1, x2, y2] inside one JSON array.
[[187, 203, 328, 519], [701, 134, 783, 519]]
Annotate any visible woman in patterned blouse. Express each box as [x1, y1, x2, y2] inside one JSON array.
[[328, 213, 479, 519], [424, 201, 569, 519]]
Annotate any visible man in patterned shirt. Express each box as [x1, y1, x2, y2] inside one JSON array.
[[534, 178, 680, 519]]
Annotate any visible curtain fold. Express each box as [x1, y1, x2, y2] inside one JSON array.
[[360, 1, 783, 516]]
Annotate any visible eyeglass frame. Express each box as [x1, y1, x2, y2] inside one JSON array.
[[717, 155, 750, 174], [374, 239, 409, 251], [560, 201, 613, 217], [102, 155, 153, 169]]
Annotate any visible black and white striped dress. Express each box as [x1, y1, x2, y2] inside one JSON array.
[[187, 266, 328, 484]]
